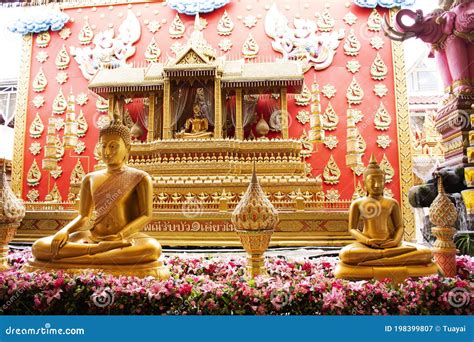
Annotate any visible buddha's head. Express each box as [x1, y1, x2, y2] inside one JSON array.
[[99, 120, 131, 166], [363, 154, 385, 197], [193, 103, 202, 117]]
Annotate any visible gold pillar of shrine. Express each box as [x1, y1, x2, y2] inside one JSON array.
[[280, 87, 289, 139], [163, 78, 172, 139], [147, 94, 155, 142], [107, 95, 116, 119], [214, 76, 223, 138], [235, 89, 244, 140]]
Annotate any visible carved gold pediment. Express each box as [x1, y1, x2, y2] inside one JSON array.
[[175, 49, 208, 66]]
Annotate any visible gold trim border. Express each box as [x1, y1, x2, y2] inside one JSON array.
[[390, 9, 415, 240], [12, 34, 33, 197]]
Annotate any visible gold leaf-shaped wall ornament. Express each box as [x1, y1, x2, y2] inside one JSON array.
[[27, 159, 41, 187], [352, 180, 366, 200], [323, 154, 341, 185], [169, 13, 185, 38], [367, 8, 382, 31], [370, 53, 388, 80], [343, 29, 361, 56], [45, 183, 62, 202], [70, 159, 86, 185], [380, 153, 394, 183], [77, 110, 88, 137], [52, 88, 67, 115], [93, 142, 102, 161], [56, 135, 65, 161], [36, 31, 50, 48], [299, 130, 313, 159], [29, 113, 44, 138], [217, 10, 234, 35], [32, 68, 47, 92], [321, 101, 339, 131], [295, 82, 311, 106], [316, 5, 335, 32], [78, 19, 94, 45], [355, 127, 366, 154], [374, 102, 391, 130], [346, 77, 364, 105], [145, 36, 161, 63], [242, 33, 259, 59], [55, 44, 70, 70]]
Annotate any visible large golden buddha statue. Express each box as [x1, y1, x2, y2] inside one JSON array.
[[175, 103, 213, 139], [335, 155, 438, 282], [27, 120, 169, 279]]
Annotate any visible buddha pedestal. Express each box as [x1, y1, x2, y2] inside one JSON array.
[[334, 155, 438, 283]]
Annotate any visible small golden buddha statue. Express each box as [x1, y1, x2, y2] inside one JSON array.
[[27, 120, 169, 279], [335, 155, 437, 282], [175, 103, 213, 139]]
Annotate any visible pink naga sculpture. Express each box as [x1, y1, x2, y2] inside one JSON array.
[[383, 0, 474, 94]]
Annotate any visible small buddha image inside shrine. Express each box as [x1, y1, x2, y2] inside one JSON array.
[[0, 0, 472, 319]]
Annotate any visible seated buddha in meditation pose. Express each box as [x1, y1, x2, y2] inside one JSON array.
[[175, 103, 213, 139], [28, 119, 169, 278], [335, 155, 437, 281]]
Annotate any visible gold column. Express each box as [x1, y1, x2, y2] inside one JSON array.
[[147, 94, 155, 142], [163, 78, 172, 139], [235, 89, 243, 140], [155, 92, 163, 139], [280, 87, 289, 139], [107, 95, 115, 119], [214, 76, 223, 138]]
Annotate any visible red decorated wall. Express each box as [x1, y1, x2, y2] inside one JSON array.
[[21, 0, 400, 203]]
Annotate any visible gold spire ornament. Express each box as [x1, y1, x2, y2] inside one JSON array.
[[169, 13, 185, 38], [32, 68, 47, 93], [145, 36, 161, 63], [321, 101, 338, 131], [370, 53, 388, 80], [379, 153, 394, 183], [76, 110, 88, 137], [55, 45, 70, 70], [309, 82, 324, 143], [0, 159, 25, 270], [63, 93, 78, 149], [242, 33, 259, 59], [55, 135, 65, 161], [429, 176, 458, 277], [45, 183, 62, 202], [346, 77, 364, 105], [374, 102, 391, 130], [323, 155, 341, 185], [36, 31, 50, 48], [343, 29, 361, 56], [316, 5, 335, 32], [27, 159, 42, 186], [367, 8, 382, 31], [70, 159, 86, 185], [295, 82, 311, 106], [231, 165, 278, 278], [29, 113, 44, 138], [78, 19, 94, 45], [346, 108, 363, 168], [52, 88, 67, 115], [43, 118, 58, 171], [217, 10, 234, 35]]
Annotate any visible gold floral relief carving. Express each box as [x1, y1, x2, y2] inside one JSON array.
[[346, 77, 364, 105], [321, 101, 338, 131], [29, 113, 44, 138], [242, 33, 259, 59], [32, 68, 47, 92], [70, 159, 86, 185], [29, 142, 41, 155], [371, 52, 388, 80], [316, 5, 335, 32], [36, 31, 50, 48], [145, 36, 161, 63], [367, 8, 382, 31], [374, 102, 391, 130], [79, 19, 94, 45], [169, 14, 185, 38], [343, 29, 361, 56], [45, 183, 62, 202], [380, 153, 394, 183], [27, 159, 41, 187], [217, 10, 234, 35], [295, 82, 311, 106], [323, 155, 341, 185], [55, 44, 70, 70], [52, 88, 67, 114]]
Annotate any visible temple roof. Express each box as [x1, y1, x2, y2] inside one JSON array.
[[88, 59, 304, 96]]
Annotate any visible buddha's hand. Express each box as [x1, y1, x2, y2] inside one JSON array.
[[51, 230, 69, 256], [366, 238, 386, 248], [380, 239, 399, 248]]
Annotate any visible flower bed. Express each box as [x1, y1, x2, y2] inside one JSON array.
[[0, 249, 472, 315]]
